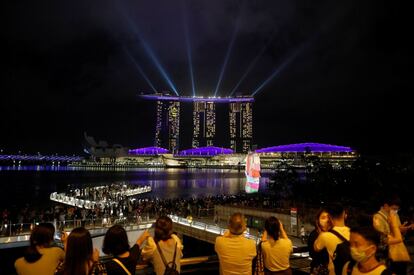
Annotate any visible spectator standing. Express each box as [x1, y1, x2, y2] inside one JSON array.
[[300, 225, 306, 244], [215, 212, 257, 275], [260, 216, 293, 275], [103, 225, 149, 275], [55, 227, 106, 275], [141, 216, 183, 275], [308, 209, 332, 274], [314, 204, 350, 275], [15, 224, 64, 275], [373, 195, 411, 275], [342, 226, 389, 275]]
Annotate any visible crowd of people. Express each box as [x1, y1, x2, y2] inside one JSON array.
[[5, 191, 414, 275], [307, 195, 413, 275], [11, 194, 414, 275], [1, 193, 282, 236], [14, 216, 182, 275]]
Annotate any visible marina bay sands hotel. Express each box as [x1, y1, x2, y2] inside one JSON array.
[[140, 94, 254, 153]]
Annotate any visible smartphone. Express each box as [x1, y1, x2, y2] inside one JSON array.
[[55, 231, 62, 240]]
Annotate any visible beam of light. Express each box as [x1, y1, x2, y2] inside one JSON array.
[[140, 39, 180, 96], [213, 4, 244, 97], [119, 6, 180, 96], [229, 32, 276, 97], [181, 0, 196, 97], [251, 45, 305, 97], [123, 48, 157, 93]]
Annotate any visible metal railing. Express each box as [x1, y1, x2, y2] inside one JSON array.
[[0, 214, 157, 241]]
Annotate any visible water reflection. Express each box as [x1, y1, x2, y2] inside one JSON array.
[[0, 166, 270, 208]]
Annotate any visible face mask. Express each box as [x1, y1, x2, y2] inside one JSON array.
[[350, 246, 374, 263]]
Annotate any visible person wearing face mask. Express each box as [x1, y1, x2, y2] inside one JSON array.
[[373, 194, 411, 275], [308, 209, 333, 275], [342, 226, 392, 275], [314, 204, 350, 275]]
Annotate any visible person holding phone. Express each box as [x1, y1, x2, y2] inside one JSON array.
[[260, 217, 293, 275], [15, 224, 64, 275], [55, 227, 106, 275], [373, 194, 411, 275], [102, 225, 150, 275]]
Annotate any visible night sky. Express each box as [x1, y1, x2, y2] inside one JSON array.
[[2, 0, 412, 155]]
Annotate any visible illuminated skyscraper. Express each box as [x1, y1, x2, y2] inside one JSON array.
[[192, 101, 216, 148], [141, 94, 253, 153], [154, 99, 180, 153], [229, 101, 253, 153]]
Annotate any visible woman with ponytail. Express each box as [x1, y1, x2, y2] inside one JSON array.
[[15, 224, 64, 275]]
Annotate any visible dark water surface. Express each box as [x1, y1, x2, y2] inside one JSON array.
[[0, 166, 271, 209]]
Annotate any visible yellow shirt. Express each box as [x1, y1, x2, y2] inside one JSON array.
[[215, 234, 257, 275], [342, 262, 386, 275], [15, 247, 65, 275], [314, 226, 350, 275], [261, 238, 292, 271]]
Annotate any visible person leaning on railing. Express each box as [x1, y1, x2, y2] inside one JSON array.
[[55, 227, 106, 275], [15, 224, 64, 275], [141, 216, 183, 275], [102, 225, 150, 275]]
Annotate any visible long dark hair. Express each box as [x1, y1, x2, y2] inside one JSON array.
[[315, 208, 333, 233], [64, 227, 93, 275], [102, 225, 130, 256], [154, 216, 173, 243], [24, 224, 54, 263], [265, 216, 280, 240]]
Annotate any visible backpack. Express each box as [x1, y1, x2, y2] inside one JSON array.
[[345, 260, 393, 275], [329, 229, 351, 275], [156, 241, 180, 275]]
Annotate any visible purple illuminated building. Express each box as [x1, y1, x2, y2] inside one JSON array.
[[256, 143, 354, 153], [140, 94, 254, 103], [177, 146, 234, 156], [129, 147, 169, 155], [140, 93, 254, 153]]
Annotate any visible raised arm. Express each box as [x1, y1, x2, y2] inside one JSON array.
[[279, 220, 288, 239], [136, 229, 150, 247], [387, 212, 403, 245]]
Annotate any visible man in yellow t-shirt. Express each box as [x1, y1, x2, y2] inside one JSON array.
[[314, 204, 350, 275], [215, 212, 257, 275]]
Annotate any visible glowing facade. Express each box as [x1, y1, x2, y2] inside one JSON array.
[[192, 101, 216, 148], [142, 94, 253, 153], [229, 101, 253, 153], [154, 99, 180, 154]]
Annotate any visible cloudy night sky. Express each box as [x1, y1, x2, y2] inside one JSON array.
[[1, 0, 412, 155]]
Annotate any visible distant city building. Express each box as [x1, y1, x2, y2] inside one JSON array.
[[154, 98, 180, 154], [140, 94, 253, 153], [255, 143, 358, 169], [192, 101, 216, 148], [229, 101, 253, 153], [83, 132, 128, 160]]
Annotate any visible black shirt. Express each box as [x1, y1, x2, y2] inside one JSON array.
[[308, 229, 329, 270], [105, 244, 141, 275]]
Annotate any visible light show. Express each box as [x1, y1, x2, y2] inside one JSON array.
[[244, 151, 261, 193]]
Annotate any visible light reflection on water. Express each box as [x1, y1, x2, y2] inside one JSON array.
[[0, 166, 270, 208]]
